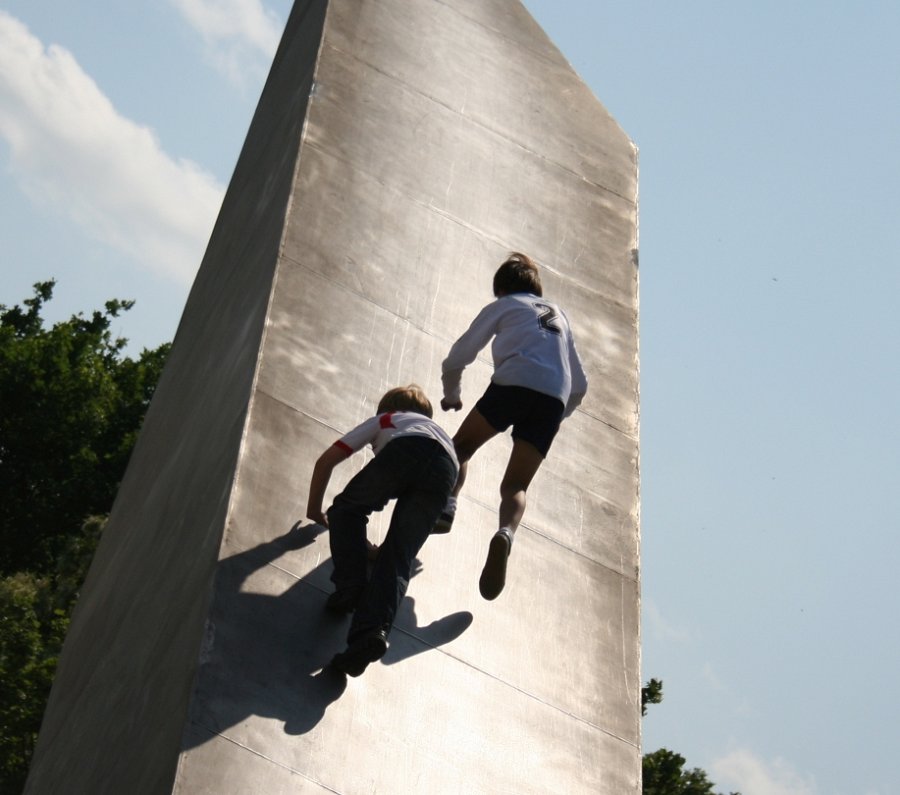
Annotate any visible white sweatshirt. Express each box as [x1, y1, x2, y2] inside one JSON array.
[[441, 293, 588, 418]]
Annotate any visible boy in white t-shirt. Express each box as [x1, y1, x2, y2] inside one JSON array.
[[306, 384, 458, 676], [439, 252, 588, 601]]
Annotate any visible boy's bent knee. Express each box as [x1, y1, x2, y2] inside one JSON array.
[[499, 479, 528, 499]]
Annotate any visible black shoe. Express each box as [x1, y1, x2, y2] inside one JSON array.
[[479, 528, 513, 600], [325, 586, 364, 614], [431, 509, 455, 534], [330, 630, 389, 677]]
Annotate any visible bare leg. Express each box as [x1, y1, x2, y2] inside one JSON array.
[[497, 438, 545, 532], [450, 408, 499, 495], [432, 408, 499, 534], [479, 438, 545, 600]]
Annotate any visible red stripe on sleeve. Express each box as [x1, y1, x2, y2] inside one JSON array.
[[379, 412, 396, 429], [333, 441, 353, 455]]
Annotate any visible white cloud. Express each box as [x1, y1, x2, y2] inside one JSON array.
[[711, 748, 817, 795], [0, 11, 223, 285], [168, 0, 282, 86]]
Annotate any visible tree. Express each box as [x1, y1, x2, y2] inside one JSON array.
[[1, 281, 169, 789], [0, 281, 170, 575], [643, 748, 738, 795], [0, 516, 106, 793], [642, 677, 663, 716], [641, 680, 739, 795]]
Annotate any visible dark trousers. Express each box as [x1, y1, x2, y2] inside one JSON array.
[[327, 436, 456, 642]]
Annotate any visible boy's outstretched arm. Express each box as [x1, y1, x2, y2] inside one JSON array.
[[441, 302, 500, 410], [306, 444, 350, 527]]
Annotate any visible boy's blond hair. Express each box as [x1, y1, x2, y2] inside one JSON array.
[[493, 251, 543, 297], [377, 384, 434, 418]]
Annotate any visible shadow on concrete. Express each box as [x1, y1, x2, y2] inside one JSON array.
[[386, 597, 474, 667], [182, 521, 473, 748]]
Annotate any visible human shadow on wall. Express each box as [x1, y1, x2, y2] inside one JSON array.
[[181, 522, 473, 748], [383, 596, 474, 668]]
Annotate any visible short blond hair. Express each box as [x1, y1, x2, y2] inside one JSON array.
[[376, 384, 433, 418]]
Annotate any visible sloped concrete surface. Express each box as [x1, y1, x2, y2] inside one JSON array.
[[26, 1, 639, 792]]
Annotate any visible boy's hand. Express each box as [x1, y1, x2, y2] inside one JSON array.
[[441, 398, 463, 411], [307, 510, 329, 528]]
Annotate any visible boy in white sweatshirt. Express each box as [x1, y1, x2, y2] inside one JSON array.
[[440, 252, 587, 600]]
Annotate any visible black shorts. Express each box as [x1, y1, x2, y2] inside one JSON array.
[[474, 382, 565, 458]]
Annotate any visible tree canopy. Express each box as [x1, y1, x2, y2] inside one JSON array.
[[0, 517, 105, 792], [641, 679, 739, 795], [0, 281, 170, 575], [1, 281, 169, 790], [643, 748, 738, 795]]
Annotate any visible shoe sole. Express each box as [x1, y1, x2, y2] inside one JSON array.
[[431, 511, 454, 534], [331, 633, 388, 677], [431, 518, 453, 534], [479, 532, 511, 600]]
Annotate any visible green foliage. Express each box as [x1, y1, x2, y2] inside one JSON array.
[[0, 281, 170, 575], [641, 677, 663, 716], [0, 571, 54, 792], [0, 282, 168, 789], [643, 748, 738, 795], [0, 517, 105, 793], [641, 680, 739, 795]]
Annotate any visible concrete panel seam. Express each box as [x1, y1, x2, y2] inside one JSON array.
[[256, 385, 345, 437], [256, 476, 637, 585], [525, 523, 639, 584], [252, 257, 499, 363], [275, 201, 635, 337], [577, 404, 639, 441], [417, 638, 640, 749], [342, 0, 637, 187], [319, 42, 636, 206], [253, 553, 639, 743], [184, 566, 639, 758], [254, 391, 637, 577], [184, 728, 342, 794], [436, 0, 634, 139]]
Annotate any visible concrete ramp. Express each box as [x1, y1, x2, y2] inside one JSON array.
[[26, 1, 640, 792]]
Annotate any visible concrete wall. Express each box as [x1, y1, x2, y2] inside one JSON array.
[[26, 1, 639, 792]]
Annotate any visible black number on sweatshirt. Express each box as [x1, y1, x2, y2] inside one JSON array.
[[535, 303, 562, 335]]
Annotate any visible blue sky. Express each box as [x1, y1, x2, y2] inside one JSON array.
[[2, 2, 898, 793]]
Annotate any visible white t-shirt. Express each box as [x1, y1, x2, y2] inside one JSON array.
[[441, 293, 588, 418], [334, 411, 459, 475]]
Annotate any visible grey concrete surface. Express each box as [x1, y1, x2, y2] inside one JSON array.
[[25, 0, 639, 792]]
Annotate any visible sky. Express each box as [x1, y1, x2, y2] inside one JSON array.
[[2, 2, 899, 793]]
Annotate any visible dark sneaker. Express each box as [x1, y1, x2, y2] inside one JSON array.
[[325, 586, 364, 614], [479, 528, 513, 600], [431, 508, 455, 534], [330, 630, 389, 677]]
